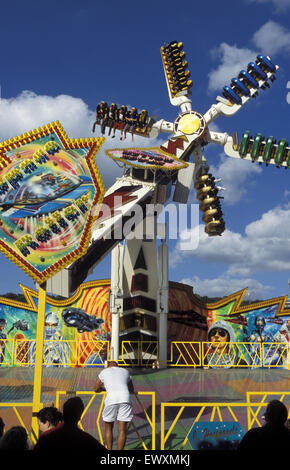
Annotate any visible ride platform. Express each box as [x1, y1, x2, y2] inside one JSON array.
[[0, 367, 289, 450]]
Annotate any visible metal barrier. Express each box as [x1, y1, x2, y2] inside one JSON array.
[[0, 340, 289, 368], [246, 391, 290, 429], [1, 391, 289, 450], [170, 341, 290, 368], [77, 340, 110, 367], [160, 395, 290, 450], [0, 339, 14, 366], [11, 339, 109, 368], [119, 341, 158, 368], [202, 342, 263, 368], [0, 390, 155, 449], [169, 341, 201, 367], [0, 402, 43, 446], [54, 390, 156, 450]]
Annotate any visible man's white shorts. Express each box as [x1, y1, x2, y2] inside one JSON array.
[[102, 403, 133, 423]]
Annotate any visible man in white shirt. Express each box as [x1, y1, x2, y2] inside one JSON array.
[[94, 361, 134, 450]]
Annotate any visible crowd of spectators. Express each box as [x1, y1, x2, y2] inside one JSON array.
[[0, 397, 107, 453]]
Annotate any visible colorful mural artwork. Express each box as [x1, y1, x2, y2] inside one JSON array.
[[205, 290, 290, 368], [0, 121, 105, 284], [0, 280, 111, 367], [167, 283, 290, 368], [0, 281, 290, 368]]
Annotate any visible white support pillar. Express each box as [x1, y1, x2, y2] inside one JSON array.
[[157, 225, 168, 368], [109, 243, 124, 361]]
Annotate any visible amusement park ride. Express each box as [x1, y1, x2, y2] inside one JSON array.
[[0, 39, 286, 438], [46, 40, 283, 363]]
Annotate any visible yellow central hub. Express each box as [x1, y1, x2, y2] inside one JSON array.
[[178, 114, 200, 134]]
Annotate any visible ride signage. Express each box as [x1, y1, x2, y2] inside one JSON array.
[[0, 121, 105, 284]]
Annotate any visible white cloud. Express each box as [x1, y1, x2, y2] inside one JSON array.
[[208, 20, 290, 92], [208, 43, 257, 92], [209, 154, 262, 205], [173, 204, 290, 277], [0, 91, 94, 140], [252, 20, 290, 56], [0, 90, 165, 188], [248, 0, 290, 13], [180, 274, 272, 299]]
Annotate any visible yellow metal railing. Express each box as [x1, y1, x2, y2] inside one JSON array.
[[1, 392, 289, 450], [0, 340, 289, 368], [169, 341, 201, 367], [54, 390, 156, 450], [119, 341, 158, 368], [160, 396, 290, 450], [10, 339, 109, 368], [76, 340, 110, 367], [0, 390, 155, 449], [0, 402, 43, 446], [246, 391, 290, 429], [0, 339, 14, 366], [202, 342, 263, 368], [170, 341, 289, 368]]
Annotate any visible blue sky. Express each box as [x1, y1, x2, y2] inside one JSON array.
[[1, 0, 290, 301]]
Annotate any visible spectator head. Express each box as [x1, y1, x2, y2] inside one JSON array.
[[107, 361, 118, 368], [264, 400, 288, 425], [0, 417, 4, 438], [62, 397, 84, 426], [0, 426, 29, 450], [36, 406, 63, 433]]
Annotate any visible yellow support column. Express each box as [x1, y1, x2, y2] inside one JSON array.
[[31, 281, 47, 440]]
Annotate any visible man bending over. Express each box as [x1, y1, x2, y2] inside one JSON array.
[[94, 361, 134, 450]]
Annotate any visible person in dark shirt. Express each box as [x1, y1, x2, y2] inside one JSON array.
[[0, 417, 4, 438], [0, 426, 29, 450], [33, 396, 106, 452], [238, 400, 290, 450]]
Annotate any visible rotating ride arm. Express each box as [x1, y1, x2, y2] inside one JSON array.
[[160, 40, 193, 113], [206, 53, 288, 168], [223, 131, 290, 168], [204, 54, 279, 125]]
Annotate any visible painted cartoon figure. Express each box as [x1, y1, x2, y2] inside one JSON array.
[[62, 307, 106, 367], [273, 319, 290, 368], [205, 320, 236, 368], [30, 312, 69, 367], [245, 315, 281, 367], [247, 315, 274, 342], [0, 319, 7, 366]]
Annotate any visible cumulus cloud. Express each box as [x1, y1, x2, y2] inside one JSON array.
[[208, 20, 290, 92], [171, 204, 290, 299], [180, 274, 272, 299], [0, 91, 94, 140], [209, 154, 262, 205], [173, 204, 290, 277], [0, 90, 165, 188], [248, 0, 290, 13], [252, 20, 290, 56], [208, 43, 257, 92]]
